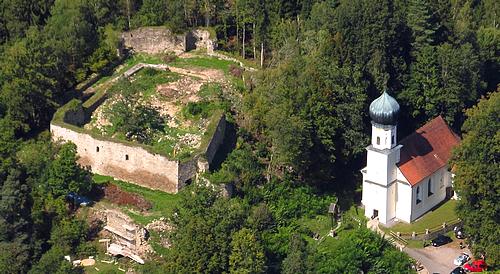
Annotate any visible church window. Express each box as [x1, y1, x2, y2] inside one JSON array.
[[440, 175, 444, 189], [96, 146, 99, 152], [416, 186, 422, 204], [428, 179, 433, 196], [376, 137, 380, 145], [125, 154, 129, 160], [391, 135, 395, 145]]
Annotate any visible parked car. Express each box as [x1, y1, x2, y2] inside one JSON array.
[[463, 260, 487, 272], [66, 192, 93, 207], [453, 253, 470, 266], [454, 226, 466, 239], [450, 267, 467, 274], [431, 234, 452, 247]]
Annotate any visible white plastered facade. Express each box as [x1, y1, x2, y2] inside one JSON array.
[[361, 123, 453, 224]]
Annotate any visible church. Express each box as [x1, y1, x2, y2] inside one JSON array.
[[361, 91, 461, 225]]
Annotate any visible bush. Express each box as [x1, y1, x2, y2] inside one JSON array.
[[229, 64, 244, 78], [263, 179, 331, 225], [142, 67, 161, 76], [162, 53, 177, 63], [183, 101, 212, 119], [76, 242, 97, 257]]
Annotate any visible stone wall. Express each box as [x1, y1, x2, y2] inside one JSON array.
[[63, 104, 86, 126], [52, 124, 182, 193], [122, 27, 185, 54], [122, 27, 216, 54], [51, 58, 228, 193], [205, 115, 227, 165], [105, 209, 145, 250], [51, 112, 227, 193], [186, 29, 217, 53]]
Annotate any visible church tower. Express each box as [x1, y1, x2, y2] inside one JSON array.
[[361, 91, 402, 224]]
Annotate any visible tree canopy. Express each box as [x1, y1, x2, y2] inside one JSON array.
[[452, 90, 500, 266]]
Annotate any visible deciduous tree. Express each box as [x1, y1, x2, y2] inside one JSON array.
[[452, 90, 500, 266], [229, 228, 266, 273]]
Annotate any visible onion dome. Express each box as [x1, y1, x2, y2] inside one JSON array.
[[369, 91, 400, 125]]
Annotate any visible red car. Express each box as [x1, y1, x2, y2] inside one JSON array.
[[463, 259, 487, 272]]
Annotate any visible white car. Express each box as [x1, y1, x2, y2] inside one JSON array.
[[453, 253, 470, 266]]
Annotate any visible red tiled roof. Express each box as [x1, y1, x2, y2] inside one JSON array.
[[397, 116, 460, 186]]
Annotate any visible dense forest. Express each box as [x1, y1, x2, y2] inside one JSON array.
[[0, 0, 498, 273]]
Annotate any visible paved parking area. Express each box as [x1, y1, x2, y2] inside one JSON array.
[[405, 244, 471, 274]]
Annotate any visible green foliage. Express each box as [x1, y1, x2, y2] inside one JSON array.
[[244, 40, 368, 182], [104, 78, 166, 144], [44, 0, 98, 82], [246, 203, 274, 232], [0, 168, 32, 273], [0, 0, 496, 273], [0, 241, 31, 274], [229, 228, 266, 273], [451, 90, 500, 267], [209, 143, 264, 194], [282, 234, 310, 274], [198, 83, 223, 100], [263, 180, 330, 225], [182, 101, 213, 119], [49, 218, 88, 253], [332, 0, 410, 90], [476, 27, 500, 92], [400, 42, 482, 127], [0, 28, 62, 134], [46, 142, 92, 197], [171, 56, 238, 74], [108, 178, 181, 225], [312, 227, 413, 273], [407, 0, 438, 51], [131, 1, 169, 27], [0, 119, 18, 178], [28, 245, 80, 274], [0, 0, 54, 43], [166, 184, 247, 273]]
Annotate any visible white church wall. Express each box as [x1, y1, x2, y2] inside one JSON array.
[[395, 180, 412, 223], [386, 146, 401, 184], [386, 182, 397, 222], [362, 180, 388, 223], [366, 150, 389, 185], [411, 166, 449, 221]]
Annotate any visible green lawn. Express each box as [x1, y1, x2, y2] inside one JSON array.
[[299, 205, 367, 251], [94, 53, 166, 86], [93, 174, 181, 225], [385, 199, 458, 234], [171, 56, 237, 74]]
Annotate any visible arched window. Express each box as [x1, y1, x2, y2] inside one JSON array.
[[416, 186, 422, 204], [96, 146, 99, 152], [125, 154, 129, 160], [376, 136, 380, 145], [428, 179, 433, 196], [391, 135, 395, 145]]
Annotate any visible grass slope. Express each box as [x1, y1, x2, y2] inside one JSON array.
[[386, 199, 458, 234], [93, 174, 180, 225]]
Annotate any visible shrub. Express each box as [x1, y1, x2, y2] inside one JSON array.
[[229, 64, 244, 78], [162, 53, 177, 63]]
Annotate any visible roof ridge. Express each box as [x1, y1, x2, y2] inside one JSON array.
[[397, 115, 461, 186]]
